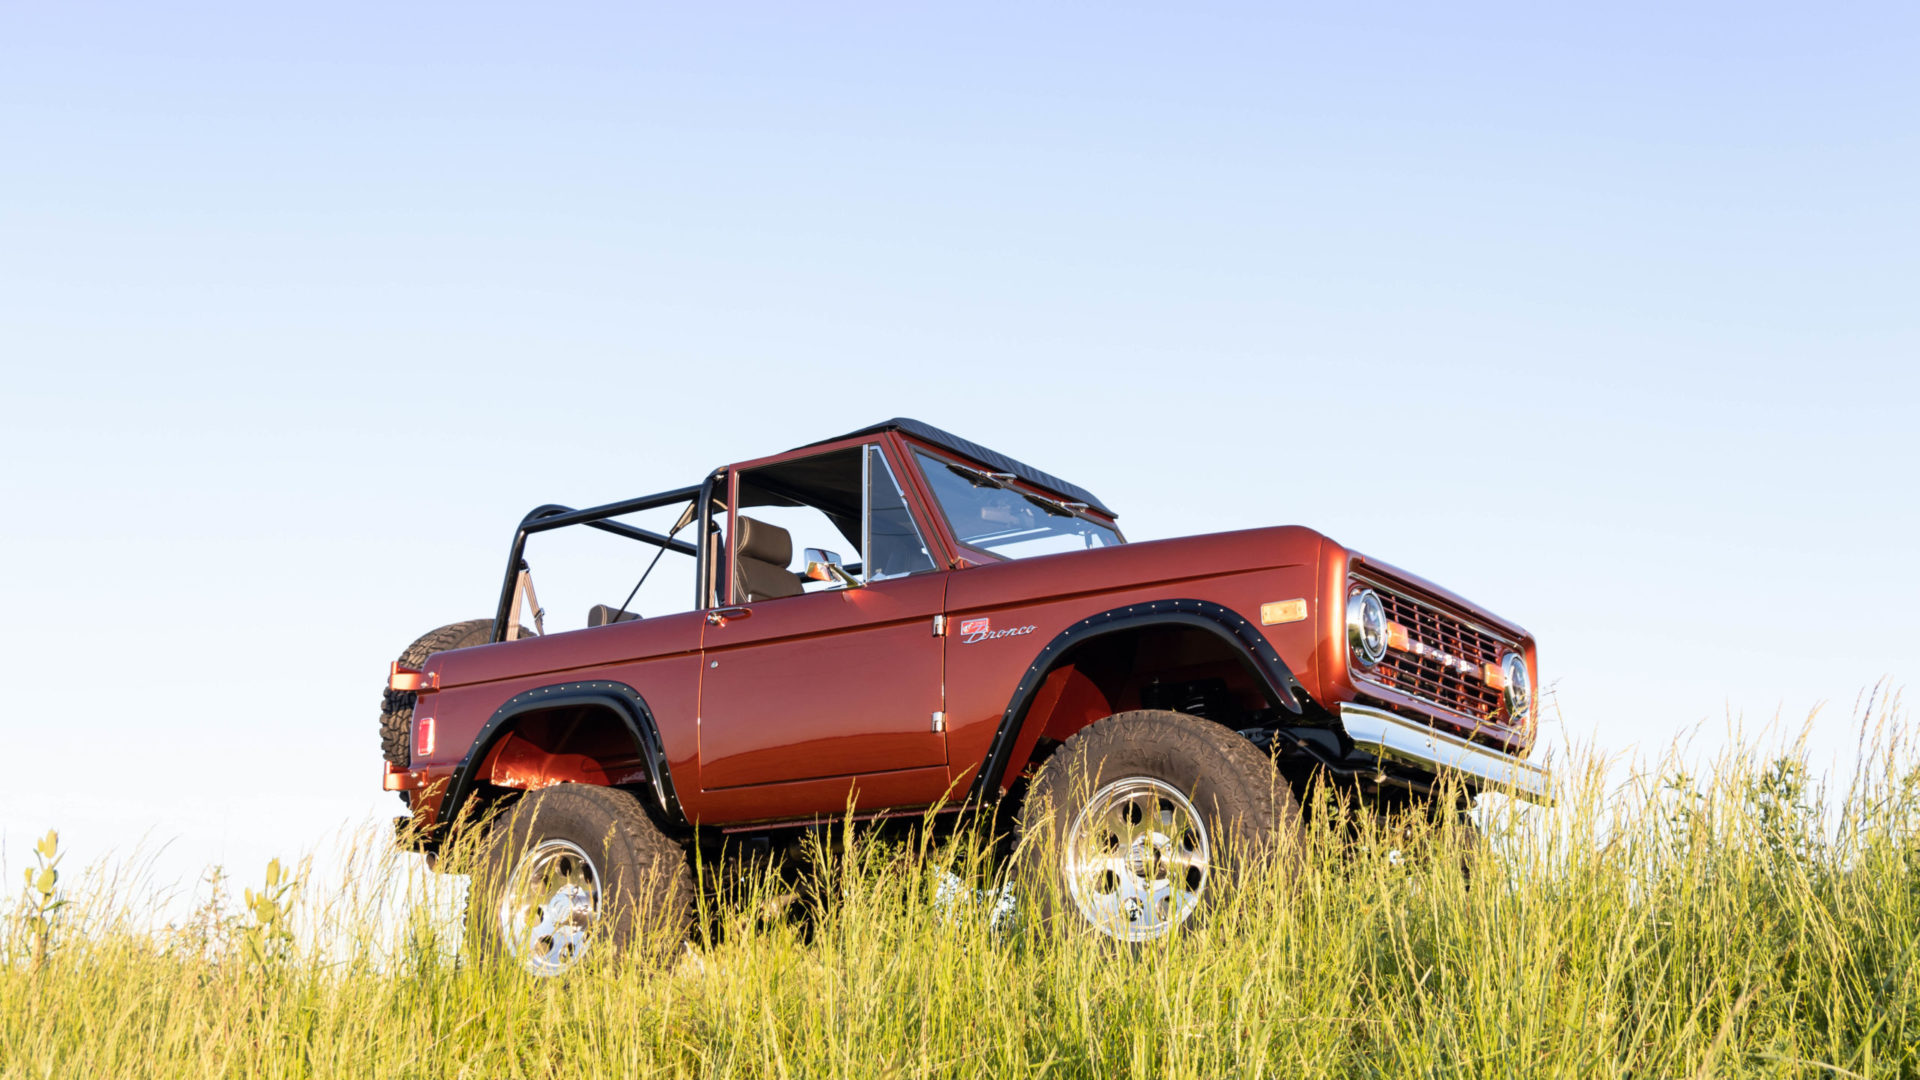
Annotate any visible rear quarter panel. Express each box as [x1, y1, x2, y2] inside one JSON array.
[[407, 611, 706, 825]]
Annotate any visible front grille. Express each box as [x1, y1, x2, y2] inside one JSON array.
[[1357, 582, 1512, 726]]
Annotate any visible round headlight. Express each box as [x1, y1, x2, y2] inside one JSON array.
[[1500, 652, 1532, 725], [1346, 589, 1390, 667]]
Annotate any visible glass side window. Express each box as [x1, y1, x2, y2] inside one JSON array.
[[912, 450, 1122, 560], [866, 446, 937, 580], [728, 444, 937, 602]]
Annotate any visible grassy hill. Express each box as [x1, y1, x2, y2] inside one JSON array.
[[5, 727, 1918, 1078]]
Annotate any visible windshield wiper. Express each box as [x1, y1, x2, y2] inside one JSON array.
[[946, 463, 1013, 489], [946, 462, 1106, 530], [1020, 491, 1075, 518]]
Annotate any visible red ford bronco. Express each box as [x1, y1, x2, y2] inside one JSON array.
[[378, 419, 1546, 971]]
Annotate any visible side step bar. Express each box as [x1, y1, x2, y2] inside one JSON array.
[[1339, 703, 1552, 803]]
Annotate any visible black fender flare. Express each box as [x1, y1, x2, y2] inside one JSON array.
[[970, 598, 1308, 799], [437, 680, 684, 833]]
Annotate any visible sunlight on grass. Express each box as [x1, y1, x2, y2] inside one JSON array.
[[5, 696, 1917, 1078]]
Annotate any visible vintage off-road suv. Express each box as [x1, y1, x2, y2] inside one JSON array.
[[378, 419, 1547, 972]]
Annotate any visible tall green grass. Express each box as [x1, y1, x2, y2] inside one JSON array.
[[6, 708, 1919, 1078]]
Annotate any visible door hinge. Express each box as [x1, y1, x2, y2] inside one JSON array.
[[932, 614, 947, 637], [931, 710, 946, 733]]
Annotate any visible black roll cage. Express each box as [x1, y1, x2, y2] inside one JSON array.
[[490, 474, 723, 643]]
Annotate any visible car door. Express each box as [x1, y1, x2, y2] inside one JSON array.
[[694, 442, 951, 805]]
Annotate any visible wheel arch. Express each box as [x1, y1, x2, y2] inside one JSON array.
[[437, 681, 684, 838], [971, 598, 1311, 800]]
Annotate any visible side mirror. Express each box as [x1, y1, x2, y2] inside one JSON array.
[[803, 548, 862, 589], [802, 548, 841, 579]]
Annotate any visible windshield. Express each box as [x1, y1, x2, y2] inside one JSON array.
[[913, 449, 1123, 560]]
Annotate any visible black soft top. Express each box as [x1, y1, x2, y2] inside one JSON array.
[[803, 417, 1116, 519]]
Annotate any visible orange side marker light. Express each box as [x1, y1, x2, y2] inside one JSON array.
[[1260, 599, 1309, 625]]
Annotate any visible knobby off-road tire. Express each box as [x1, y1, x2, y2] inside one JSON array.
[[1015, 709, 1301, 944], [469, 783, 695, 975], [378, 618, 512, 776]]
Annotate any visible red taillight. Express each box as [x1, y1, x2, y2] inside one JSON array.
[[416, 714, 435, 758]]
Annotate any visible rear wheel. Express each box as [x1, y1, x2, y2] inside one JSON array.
[[469, 784, 694, 975], [1015, 710, 1299, 943]]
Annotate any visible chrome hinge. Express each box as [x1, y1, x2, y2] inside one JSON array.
[[932, 614, 947, 636], [931, 710, 946, 733]]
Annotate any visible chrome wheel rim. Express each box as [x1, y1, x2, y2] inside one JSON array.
[[500, 838, 601, 976], [1062, 776, 1211, 942]]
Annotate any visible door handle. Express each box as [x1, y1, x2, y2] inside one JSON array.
[[706, 606, 752, 626]]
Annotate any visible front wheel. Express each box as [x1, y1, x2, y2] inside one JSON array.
[[1014, 710, 1300, 943]]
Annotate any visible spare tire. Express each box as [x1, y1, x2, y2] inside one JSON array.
[[379, 619, 515, 775]]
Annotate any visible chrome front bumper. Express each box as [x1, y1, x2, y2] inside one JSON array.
[[1339, 703, 1552, 803]]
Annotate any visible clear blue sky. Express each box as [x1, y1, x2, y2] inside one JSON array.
[[3, 2, 1915, 887]]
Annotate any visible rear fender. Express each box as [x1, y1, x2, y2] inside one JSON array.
[[437, 680, 683, 835]]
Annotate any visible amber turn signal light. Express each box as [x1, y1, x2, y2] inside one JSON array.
[[1386, 622, 1410, 652], [1260, 599, 1308, 625]]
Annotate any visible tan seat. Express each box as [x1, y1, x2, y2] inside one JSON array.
[[733, 516, 803, 602], [586, 604, 641, 628]]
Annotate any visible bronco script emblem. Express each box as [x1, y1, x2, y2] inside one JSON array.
[[958, 617, 1037, 645]]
